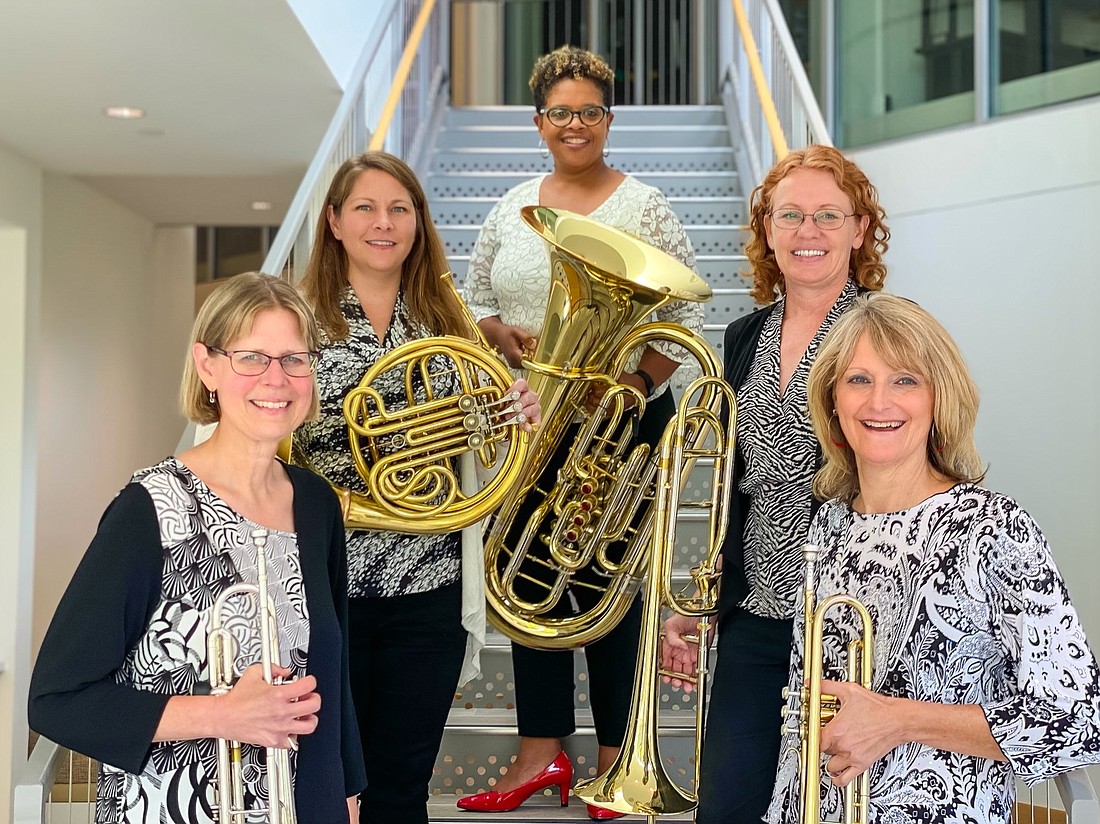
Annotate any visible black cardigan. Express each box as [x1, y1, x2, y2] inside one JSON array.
[[29, 462, 366, 822], [717, 305, 825, 624]]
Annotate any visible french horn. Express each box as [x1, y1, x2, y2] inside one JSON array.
[[285, 273, 531, 534]]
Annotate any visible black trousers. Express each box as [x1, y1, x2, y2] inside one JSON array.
[[348, 581, 466, 824], [510, 390, 674, 746], [695, 608, 794, 824]]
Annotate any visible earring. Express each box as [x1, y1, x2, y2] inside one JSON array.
[[538, 138, 549, 159], [208, 389, 217, 405], [831, 409, 846, 448], [602, 139, 610, 158]]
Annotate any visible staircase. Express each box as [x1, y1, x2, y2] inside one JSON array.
[[423, 105, 755, 822]]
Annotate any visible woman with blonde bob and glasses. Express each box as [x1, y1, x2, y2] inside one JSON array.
[[766, 293, 1100, 824], [30, 273, 366, 824]]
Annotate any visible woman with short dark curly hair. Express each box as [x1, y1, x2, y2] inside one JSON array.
[[458, 44, 705, 821]]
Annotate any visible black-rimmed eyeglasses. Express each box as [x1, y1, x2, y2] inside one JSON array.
[[770, 209, 858, 231], [206, 346, 319, 377], [538, 105, 609, 128]]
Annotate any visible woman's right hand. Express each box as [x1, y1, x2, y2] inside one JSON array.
[[660, 614, 708, 694], [217, 663, 321, 749], [478, 317, 536, 369]]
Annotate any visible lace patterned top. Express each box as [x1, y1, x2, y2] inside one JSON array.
[[294, 287, 461, 598], [766, 484, 1100, 824], [28, 457, 365, 824], [460, 174, 705, 396], [737, 279, 858, 619]]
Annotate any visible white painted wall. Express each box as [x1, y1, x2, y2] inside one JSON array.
[[285, 0, 386, 87], [0, 144, 193, 823], [0, 142, 42, 824], [34, 175, 194, 652], [849, 97, 1100, 648]]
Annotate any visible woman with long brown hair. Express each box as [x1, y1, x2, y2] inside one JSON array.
[[294, 151, 540, 824]]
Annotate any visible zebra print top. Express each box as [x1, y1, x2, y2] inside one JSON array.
[[736, 279, 858, 619]]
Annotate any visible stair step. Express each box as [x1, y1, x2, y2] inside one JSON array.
[[429, 171, 741, 199], [453, 642, 703, 713], [431, 196, 746, 227], [436, 710, 699, 797], [445, 105, 726, 128], [431, 148, 735, 174], [436, 124, 731, 149], [437, 224, 747, 259], [446, 253, 751, 292], [427, 796, 697, 822]]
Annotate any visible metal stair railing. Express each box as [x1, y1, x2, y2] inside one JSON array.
[[175, 0, 449, 454], [261, 0, 450, 283], [720, 0, 831, 187]]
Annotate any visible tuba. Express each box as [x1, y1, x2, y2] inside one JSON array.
[[285, 272, 531, 534], [482, 205, 723, 649], [574, 375, 737, 817], [207, 527, 296, 824], [781, 544, 874, 824]]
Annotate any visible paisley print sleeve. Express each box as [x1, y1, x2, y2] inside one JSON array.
[[979, 495, 1100, 784], [462, 196, 506, 323]]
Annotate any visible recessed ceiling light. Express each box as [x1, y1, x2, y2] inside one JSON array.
[[104, 106, 145, 119], [251, 201, 274, 211]]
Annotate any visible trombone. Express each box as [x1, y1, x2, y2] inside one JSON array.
[[207, 527, 297, 824], [782, 544, 874, 824], [573, 375, 737, 820]]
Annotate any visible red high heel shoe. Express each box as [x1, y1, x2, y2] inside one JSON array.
[[586, 802, 627, 819], [456, 751, 573, 812]]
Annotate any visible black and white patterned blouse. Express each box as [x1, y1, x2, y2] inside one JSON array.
[[294, 287, 461, 598], [767, 484, 1100, 824], [737, 279, 858, 619]]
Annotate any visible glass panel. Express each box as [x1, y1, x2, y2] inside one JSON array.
[[213, 227, 265, 279], [995, 0, 1100, 115], [837, 0, 976, 148]]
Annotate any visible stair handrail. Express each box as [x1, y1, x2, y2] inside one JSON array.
[[13, 735, 64, 824], [720, 0, 831, 187], [260, 0, 449, 281]]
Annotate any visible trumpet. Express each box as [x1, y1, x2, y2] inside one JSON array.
[[573, 375, 737, 819], [781, 544, 873, 824], [207, 527, 297, 824]]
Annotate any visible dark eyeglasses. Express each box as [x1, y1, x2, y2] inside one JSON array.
[[538, 105, 609, 127], [206, 346, 319, 378]]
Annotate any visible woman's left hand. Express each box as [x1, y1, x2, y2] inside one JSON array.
[[818, 679, 905, 787], [505, 378, 541, 432], [347, 796, 359, 824]]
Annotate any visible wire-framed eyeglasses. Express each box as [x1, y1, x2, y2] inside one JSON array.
[[206, 345, 319, 377], [539, 105, 609, 127], [770, 209, 858, 231]]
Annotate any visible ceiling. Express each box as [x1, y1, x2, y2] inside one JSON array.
[[0, 0, 345, 225]]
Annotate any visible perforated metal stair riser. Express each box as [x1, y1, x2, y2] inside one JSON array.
[[426, 105, 749, 822]]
